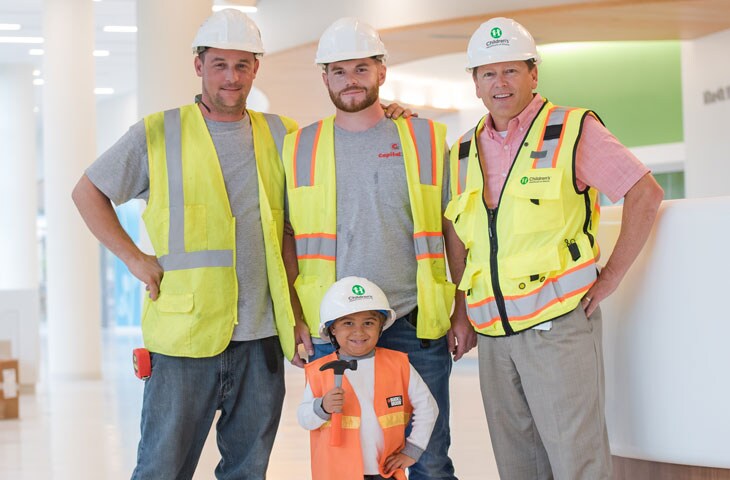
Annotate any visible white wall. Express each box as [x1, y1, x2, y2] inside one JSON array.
[[681, 28, 730, 198], [599, 199, 730, 468]]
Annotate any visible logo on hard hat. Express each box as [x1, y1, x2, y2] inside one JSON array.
[[484, 27, 509, 49], [352, 285, 365, 295]]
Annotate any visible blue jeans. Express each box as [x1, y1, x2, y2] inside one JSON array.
[[377, 316, 456, 480], [131, 337, 285, 480]]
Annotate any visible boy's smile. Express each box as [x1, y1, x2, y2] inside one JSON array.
[[330, 310, 384, 357]]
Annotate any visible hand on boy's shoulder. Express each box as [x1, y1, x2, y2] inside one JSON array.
[[383, 452, 416, 475]]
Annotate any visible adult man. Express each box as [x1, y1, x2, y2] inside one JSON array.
[[72, 9, 297, 479], [282, 17, 476, 480], [445, 17, 664, 479]]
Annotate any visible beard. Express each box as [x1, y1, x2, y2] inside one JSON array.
[[328, 84, 379, 113], [203, 84, 247, 116]]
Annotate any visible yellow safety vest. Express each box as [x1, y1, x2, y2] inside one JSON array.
[[282, 116, 455, 339], [445, 99, 600, 336], [142, 104, 298, 359]]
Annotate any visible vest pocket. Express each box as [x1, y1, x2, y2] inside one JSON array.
[[502, 244, 561, 281], [155, 292, 194, 313], [444, 188, 480, 248], [507, 169, 564, 234]]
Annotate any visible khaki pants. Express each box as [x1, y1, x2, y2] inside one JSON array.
[[478, 306, 611, 480]]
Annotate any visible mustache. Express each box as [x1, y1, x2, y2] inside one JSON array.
[[339, 87, 367, 95]]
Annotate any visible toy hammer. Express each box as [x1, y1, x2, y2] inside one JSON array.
[[319, 359, 358, 446]]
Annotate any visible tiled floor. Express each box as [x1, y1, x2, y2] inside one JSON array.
[[0, 330, 498, 479]]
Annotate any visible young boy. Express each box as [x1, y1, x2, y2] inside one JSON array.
[[297, 276, 438, 480]]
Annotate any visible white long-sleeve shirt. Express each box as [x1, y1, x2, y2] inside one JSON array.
[[297, 353, 438, 475]]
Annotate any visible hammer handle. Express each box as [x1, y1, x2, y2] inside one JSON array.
[[330, 373, 344, 446], [330, 412, 343, 446]]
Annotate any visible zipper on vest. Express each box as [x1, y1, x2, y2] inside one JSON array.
[[486, 207, 513, 335]]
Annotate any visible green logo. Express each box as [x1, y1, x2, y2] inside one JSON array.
[[352, 285, 365, 295], [490, 27, 502, 39], [520, 176, 529, 185]]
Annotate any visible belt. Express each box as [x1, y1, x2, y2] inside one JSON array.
[[364, 475, 387, 480], [401, 307, 431, 349]]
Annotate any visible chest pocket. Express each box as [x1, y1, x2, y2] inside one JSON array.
[[507, 168, 564, 235]]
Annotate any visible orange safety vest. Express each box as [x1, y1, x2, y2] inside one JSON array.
[[305, 348, 412, 480]]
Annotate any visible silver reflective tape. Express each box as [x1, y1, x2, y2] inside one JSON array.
[[158, 249, 233, 271], [458, 128, 475, 193], [504, 261, 596, 317], [164, 109, 185, 254], [467, 299, 501, 328], [295, 122, 319, 187], [410, 118, 434, 185], [535, 108, 569, 169], [262, 113, 287, 157], [414, 235, 444, 258], [468, 261, 596, 327], [295, 236, 336, 259]]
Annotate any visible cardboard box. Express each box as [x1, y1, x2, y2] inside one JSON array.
[[0, 359, 19, 419]]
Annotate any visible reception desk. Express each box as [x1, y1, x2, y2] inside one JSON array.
[[597, 197, 730, 474]]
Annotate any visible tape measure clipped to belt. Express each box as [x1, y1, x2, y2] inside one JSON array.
[[133, 348, 151, 380]]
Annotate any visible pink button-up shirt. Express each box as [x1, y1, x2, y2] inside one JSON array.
[[476, 94, 649, 209]]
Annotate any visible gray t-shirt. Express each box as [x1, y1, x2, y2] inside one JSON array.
[[333, 117, 450, 318], [86, 113, 276, 341]]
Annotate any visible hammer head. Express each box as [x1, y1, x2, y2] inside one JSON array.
[[319, 359, 358, 375]]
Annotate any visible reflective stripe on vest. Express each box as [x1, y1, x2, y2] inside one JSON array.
[[262, 113, 287, 157], [295, 233, 336, 260], [406, 117, 437, 185], [466, 258, 595, 329], [455, 127, 475, 195], [414, 232, 444, 260], [530, 106, 575, 169], [158, 109, 233, 271], [157, 110, 287, 271], [292, 121, 323, 188]]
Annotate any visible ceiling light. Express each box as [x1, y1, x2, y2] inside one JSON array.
[[32, 69, 40, 76], [93, 50, 110, 57], [33, 79, 44, 86], [0, 24, 21, 31], [29, 49, 44, 56], [103, 25, 137, 33], [94, 87, 114, 95], [0, 36, 43, 44]]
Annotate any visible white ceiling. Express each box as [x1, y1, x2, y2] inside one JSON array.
[[0, 0, 137, 98]]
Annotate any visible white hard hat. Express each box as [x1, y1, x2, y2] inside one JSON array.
[[315, 17, 388, 66], [466, 17, 541, 71], [191, 8, 264, 57], [318, 276, 396, 341]]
